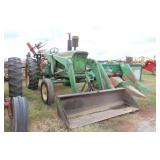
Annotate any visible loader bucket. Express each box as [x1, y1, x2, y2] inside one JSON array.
[[56, 88, 139, 129]]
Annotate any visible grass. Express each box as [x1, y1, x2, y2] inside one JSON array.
[[135, 70, 156, 109], [4, 69, 156, 132]]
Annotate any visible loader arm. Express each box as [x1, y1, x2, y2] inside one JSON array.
[[51, 54, 78, 93], [87, 59, 114, 90], [120, 63, 151, 93]]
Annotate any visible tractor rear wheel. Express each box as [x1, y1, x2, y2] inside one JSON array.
[[11, 96, 28, 132], [26, 57, 39, 90], [8, 57, 22, 97], [41, 78, 54, 105]]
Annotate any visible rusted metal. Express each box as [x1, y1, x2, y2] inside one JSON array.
[[56, 88, 139, 129], [26, 42, 46, 55], [4, 97, 13, 119], [26, 42, 36, 54]]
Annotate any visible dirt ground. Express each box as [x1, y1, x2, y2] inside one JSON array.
[[4, 70, 156, 132]]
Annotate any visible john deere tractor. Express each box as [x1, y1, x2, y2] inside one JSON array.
[[25, 35, 148, 129]]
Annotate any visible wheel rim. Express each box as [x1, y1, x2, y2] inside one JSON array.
[[42, 84, 48, 101]]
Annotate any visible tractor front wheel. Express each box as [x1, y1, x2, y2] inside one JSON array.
[[11, 96, 28, 132], [41, 79, 54, 105]]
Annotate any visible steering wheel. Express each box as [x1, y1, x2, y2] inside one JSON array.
[[50, 47, 59, 54]]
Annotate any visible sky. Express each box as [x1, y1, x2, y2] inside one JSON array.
[[3, 0, 158, 60]]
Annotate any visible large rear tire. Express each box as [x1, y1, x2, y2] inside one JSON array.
[[11, 96, 28, 132], [26, 57, 39, 90], [8, 57, 22, 97], [41, 78, 54, 105]]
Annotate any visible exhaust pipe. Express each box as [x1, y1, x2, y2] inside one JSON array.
[[67, 33, 79, 51], [67, 33, 72, 51]]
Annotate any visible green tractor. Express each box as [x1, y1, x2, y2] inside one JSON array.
[[25, 36, 147, 129]]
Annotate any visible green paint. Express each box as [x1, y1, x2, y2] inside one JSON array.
[[116, 80, 131, 88], [98, 61, 151, 94]]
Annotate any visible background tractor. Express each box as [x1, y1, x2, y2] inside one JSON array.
[[143, 59, 156, 76]]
